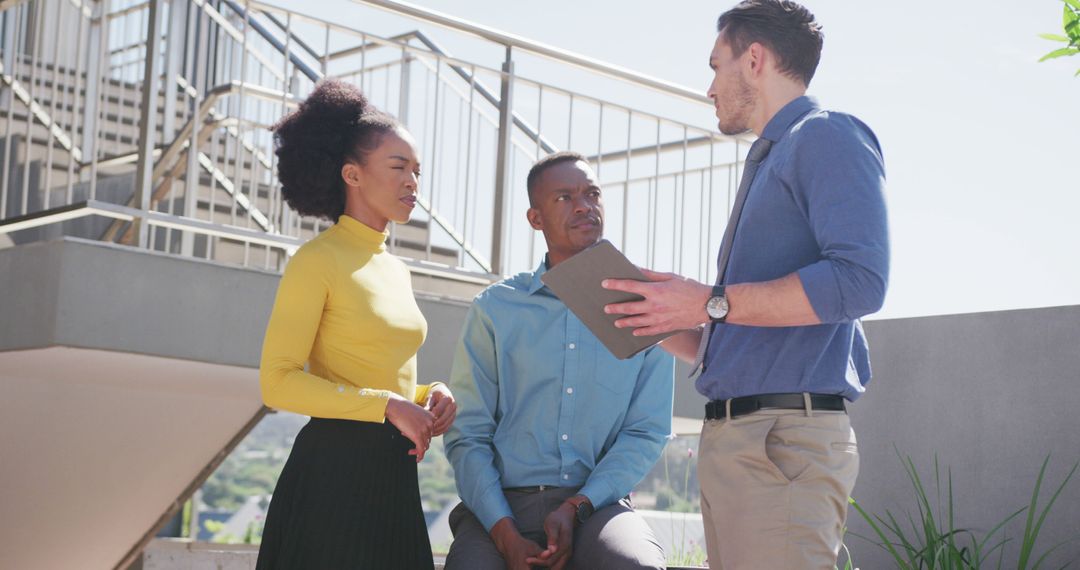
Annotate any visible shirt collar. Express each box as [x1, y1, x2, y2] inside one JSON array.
[[761, 95, 818, 142], [527, 256, 551, 295]]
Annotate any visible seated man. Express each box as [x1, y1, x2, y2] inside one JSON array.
[[444, 152, 673, 570]]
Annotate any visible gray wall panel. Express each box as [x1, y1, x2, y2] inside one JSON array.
[[415, 295, 472, 385], [848, 309, 1080, 568], [49, 239, 278, 368], [0, 240, 61, 350]]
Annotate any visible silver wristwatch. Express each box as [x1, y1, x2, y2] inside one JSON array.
[[705, 285, 729, 322]]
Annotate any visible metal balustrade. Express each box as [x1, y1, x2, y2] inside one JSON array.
[[0, 0, 748, 287]]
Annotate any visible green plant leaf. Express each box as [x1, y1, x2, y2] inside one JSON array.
[[1066, 4, 1080, 26], [1040, 47, 1080, 62], [1022, 460, 1078, 569], [976, 506, 1025, 565], [1040, 33, 1071, 42], [849, 498, 912, 569], [1032, 538, 1076, 569], [854, 452, 1077, 570], [1067, 19, 1080, 40], [977, 536, 1013, 567], [1016, 456, 1050, 569], [1074, 67, 1080, 76], [1063, 0, 1080, 12]]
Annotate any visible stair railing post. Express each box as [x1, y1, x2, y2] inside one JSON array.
[[133, 0, 165, 248], [490, 46, 513, 276], [181, 0, 209, 257], [397, 45, 410, 126], [0, 8, 15, 109], [161, 0, 186, 143]]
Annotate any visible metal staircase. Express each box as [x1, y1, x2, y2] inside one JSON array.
[[0, 0, 747, 295]]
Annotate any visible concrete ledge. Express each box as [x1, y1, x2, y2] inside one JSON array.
[[0, 237, 473, 374], [0, 238, 279, 367]]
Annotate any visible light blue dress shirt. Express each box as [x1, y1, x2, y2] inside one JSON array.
[[444, 260, 675, 531], [699, 96, 889, 402]]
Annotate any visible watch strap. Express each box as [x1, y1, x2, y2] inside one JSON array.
[[564, 495, 593, 525]]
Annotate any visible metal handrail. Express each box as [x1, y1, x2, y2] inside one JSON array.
[[234, 4, 562, 155], [0, 0, 743, 283], [352, 0, 710, 105], [242, 3, 736, 163], [219, 0, 324, 82], [186, 8, 554, 269], [170, 77, 495, 271], [405, 30, 558, 154], [248, 1, 718, 146], [0, 198, 500, 287]]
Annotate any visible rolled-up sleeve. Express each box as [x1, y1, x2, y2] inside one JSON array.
[[787, 115, 889, 323]]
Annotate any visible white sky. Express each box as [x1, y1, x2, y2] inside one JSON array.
[[285, 0, 1080, 320]]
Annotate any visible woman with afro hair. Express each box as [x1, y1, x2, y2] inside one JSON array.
[[256, 78, 455, 569]]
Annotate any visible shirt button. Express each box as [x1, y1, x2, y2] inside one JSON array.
[[337, 386, 344, 393], [566, 387, 574, 394], [561, 434, 569, 441], [563, 474, 570, 480], [568, 343, 576, 350]]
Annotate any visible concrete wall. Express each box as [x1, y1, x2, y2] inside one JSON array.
[[845, 308, 1080, 568]]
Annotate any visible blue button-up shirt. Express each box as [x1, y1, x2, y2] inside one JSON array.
[[445, 261, 674, 531], [699, 96, 889, 402]]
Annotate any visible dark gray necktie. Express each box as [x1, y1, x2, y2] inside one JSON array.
[[690, 137, 773, 375]]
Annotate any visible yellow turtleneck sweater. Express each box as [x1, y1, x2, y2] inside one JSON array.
[[260, 215, 434, 422]]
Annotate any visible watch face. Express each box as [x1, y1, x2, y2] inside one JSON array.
[[576, 501, 595, 524], [706, 296, 729, 320]]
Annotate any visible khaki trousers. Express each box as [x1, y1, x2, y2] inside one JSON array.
[[697, 409, 859, 570]]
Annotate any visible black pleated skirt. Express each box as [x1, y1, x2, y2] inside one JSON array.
[[256, 418, 434, 569]]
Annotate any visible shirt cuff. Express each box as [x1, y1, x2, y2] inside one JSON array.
[[350, 388, 392, 423], [473, 489, 515, 532], [578, 479, 615, 511], [797, 261, 844, 323], [413, 383, 432, 405], [415, 381, 448, 405]]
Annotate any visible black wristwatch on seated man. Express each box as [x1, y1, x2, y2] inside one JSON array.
[[705, 284, 730, 322], [564, 495, 594, 526]]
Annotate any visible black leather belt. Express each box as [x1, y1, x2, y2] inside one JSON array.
[[705, 393, 846, 420], [504, 485, 562, 493]]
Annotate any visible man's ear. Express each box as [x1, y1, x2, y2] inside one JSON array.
[[746, 42, 767, 78], [526, 207, 543, 231], [341, 162, 364, 188]]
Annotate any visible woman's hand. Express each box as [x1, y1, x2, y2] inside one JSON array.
[[385, 395, 434, 462], [427, 383, 457, 436]]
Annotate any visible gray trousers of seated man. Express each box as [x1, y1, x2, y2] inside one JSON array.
[[444, 486, 665, 570]]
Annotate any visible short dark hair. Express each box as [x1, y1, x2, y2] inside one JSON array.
[[717, 0, 823, 86], [526, 151, 589, 206], [272, 78, 400, 220]]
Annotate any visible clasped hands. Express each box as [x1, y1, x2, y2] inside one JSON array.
[[385, 383, 456, 462], [491, 500, 579, 570]]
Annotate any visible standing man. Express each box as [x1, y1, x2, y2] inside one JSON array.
[[444, 152, 672, 570], [603, 1, 889, 568]]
